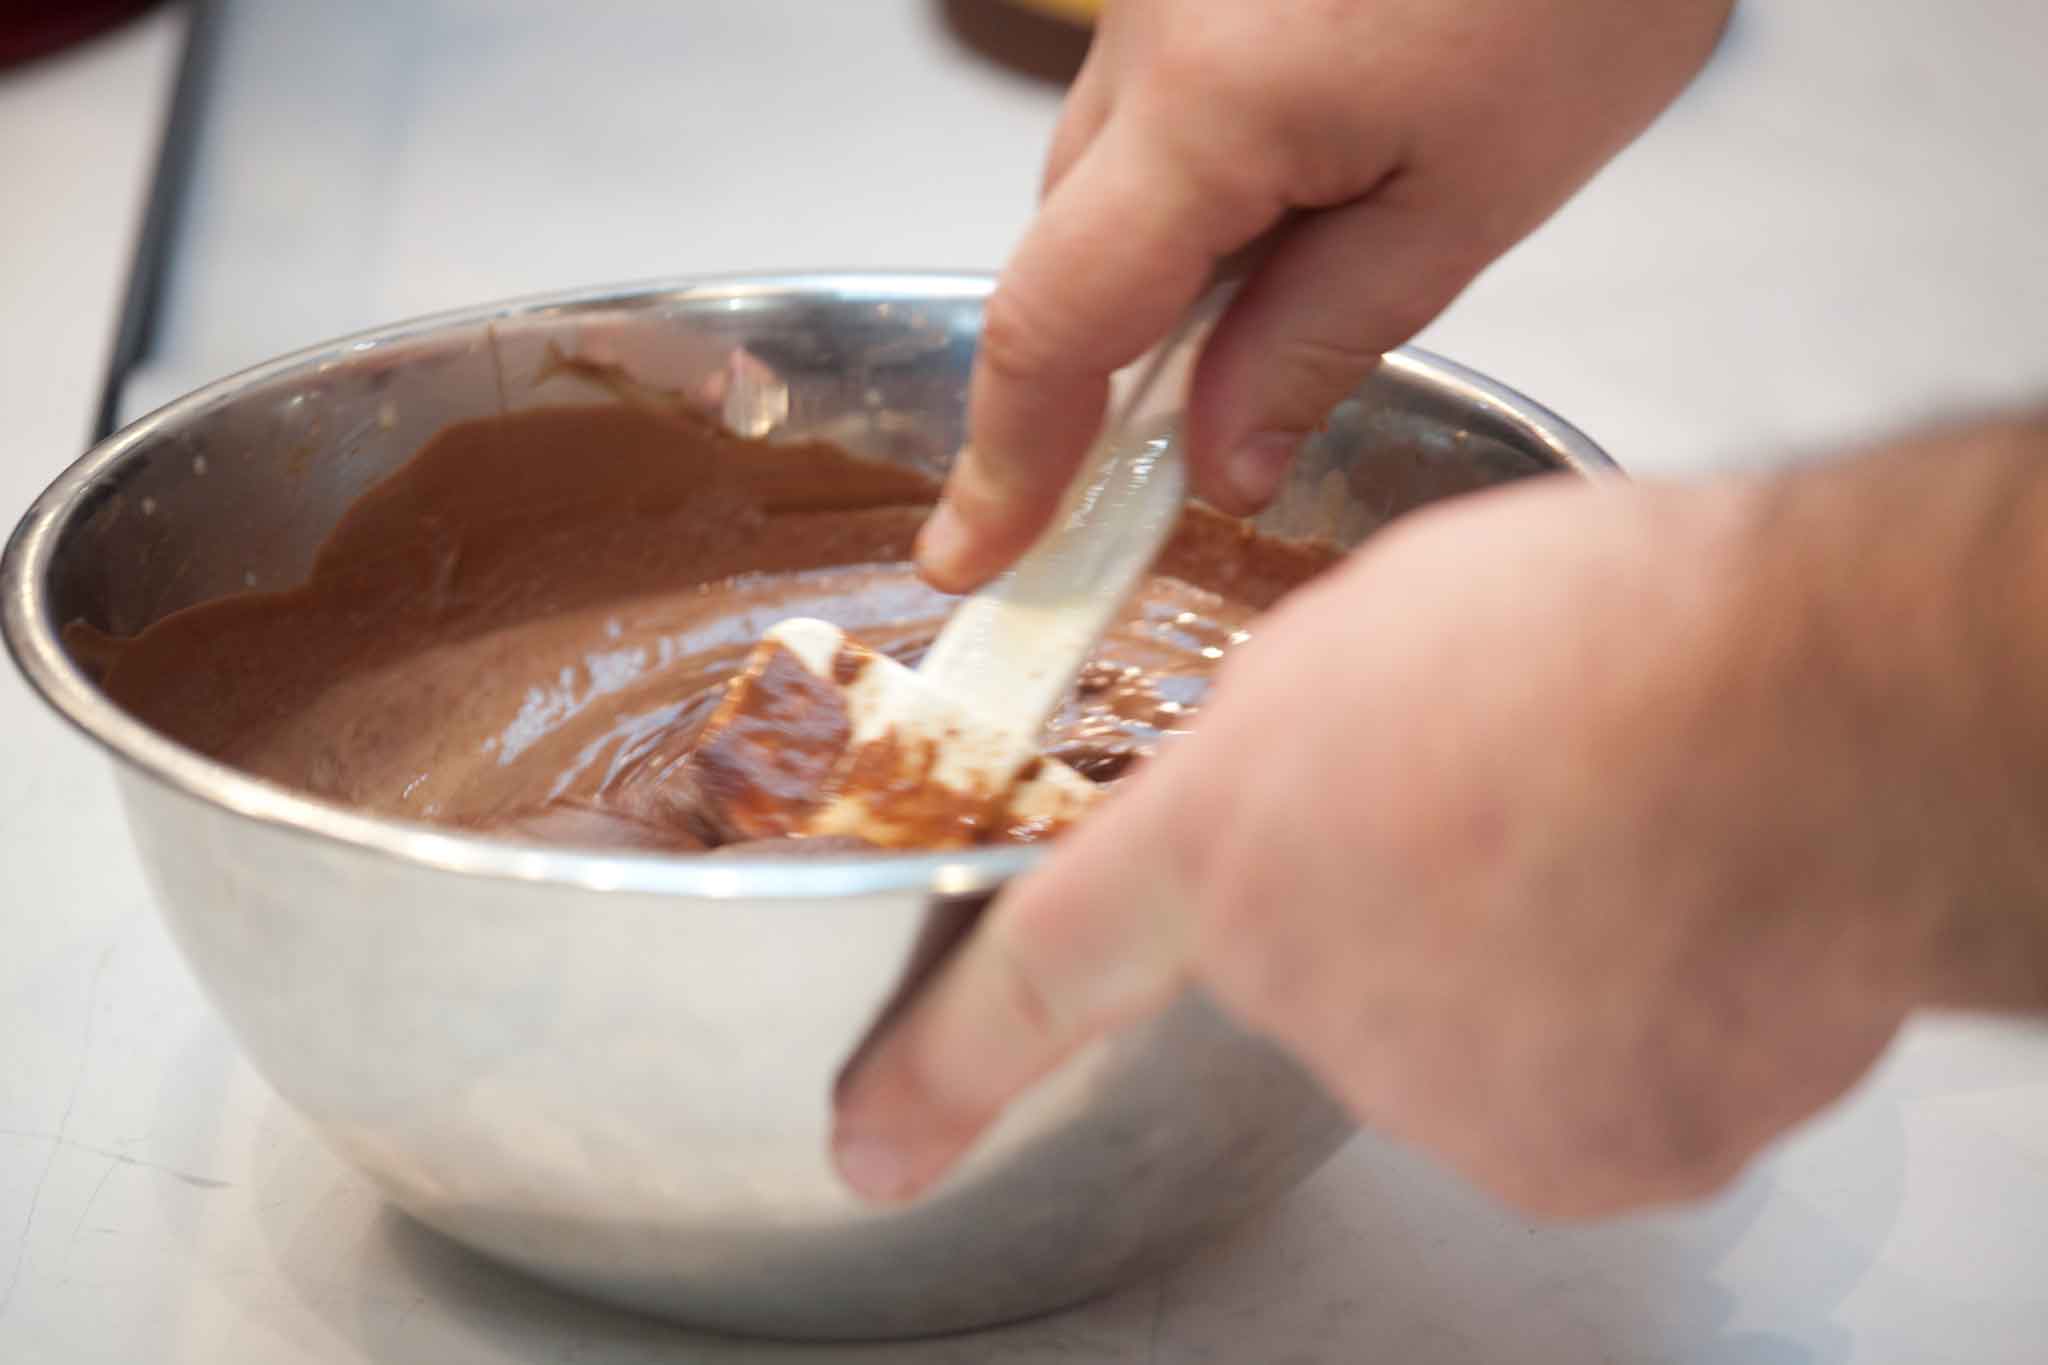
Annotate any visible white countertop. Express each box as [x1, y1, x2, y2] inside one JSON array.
[[4, 2, 2047, 1361]]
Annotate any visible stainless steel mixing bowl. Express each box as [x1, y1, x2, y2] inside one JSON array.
[[3, 273, 1615, 1339]]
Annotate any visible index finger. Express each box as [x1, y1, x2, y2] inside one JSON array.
[[829, 768, 1206, 1203], [917, 112, 1277, 592]]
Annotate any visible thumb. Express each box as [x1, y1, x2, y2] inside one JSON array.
[[829, 757, 1212, 1203]]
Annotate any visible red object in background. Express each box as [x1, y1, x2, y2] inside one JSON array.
[[0, 0, 162, 69]]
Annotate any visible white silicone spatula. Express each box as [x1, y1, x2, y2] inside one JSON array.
[[690, 291, 1225, 848]]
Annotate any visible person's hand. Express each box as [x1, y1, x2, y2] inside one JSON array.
[[836, 420, 2048, 1213], [919, 0, 1736, 590]]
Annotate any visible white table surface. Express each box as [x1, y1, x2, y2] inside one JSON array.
[[5, 2, 2047, 1361]]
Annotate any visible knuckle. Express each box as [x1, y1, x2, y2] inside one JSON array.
[[880, 1026, 970, 1124], [1266, 333, 1386, 430], [951, 445, 1045, 519], [1384, 240, 1493, 337], [1484, 1149, 1716, 1222], [1492, 1174, 1612, 1222], [1447, 1129, 1639, 1222], [1133, 55, 1289, 222], [1148, 30, 1248, 112], [1255, 106, 1383, 208], [1139, 20, 1383, 210], [1374, 286, 1450, 352], [1597, 1070, 1750, 1200], [1277, 332, 1384, 386], [1200, 892, 1289, 1018], [1151, 120, 1287, 237], [981, 916, 1067, 1043], [1194, 847, 1320, 1030], [1669, 1153, 1748, 1206], [1477, 1056, 1760, 1220], [977, 286, 1081, 390]]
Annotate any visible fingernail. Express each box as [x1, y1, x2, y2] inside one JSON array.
[[915, 502, 972, 587], [832, 1129, 917, 1204], [1226, 432, 1299, 510]]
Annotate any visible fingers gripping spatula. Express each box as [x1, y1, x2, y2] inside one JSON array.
[[691, 293, 1223, 849]]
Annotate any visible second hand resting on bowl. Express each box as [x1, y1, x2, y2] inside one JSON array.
[[685, 292, 1224, 850]]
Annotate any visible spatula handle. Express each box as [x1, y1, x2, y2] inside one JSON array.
[[917, 285, 1232, 756]]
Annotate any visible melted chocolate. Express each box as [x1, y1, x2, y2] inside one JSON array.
[[78, 403, 1338, 854]]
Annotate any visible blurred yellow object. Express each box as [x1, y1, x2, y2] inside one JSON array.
[[1006, 0, 1103, 25]]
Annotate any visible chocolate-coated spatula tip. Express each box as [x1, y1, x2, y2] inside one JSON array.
[[690, 619, 1100, 850]]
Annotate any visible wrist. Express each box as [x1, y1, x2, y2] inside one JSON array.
[[1727, 416, 2048, 1014]]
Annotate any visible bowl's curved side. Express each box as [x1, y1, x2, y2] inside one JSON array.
[[119, 767, 1351, 1339]]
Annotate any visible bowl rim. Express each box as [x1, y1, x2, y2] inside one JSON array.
[[3, 269, 1615, 902]]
